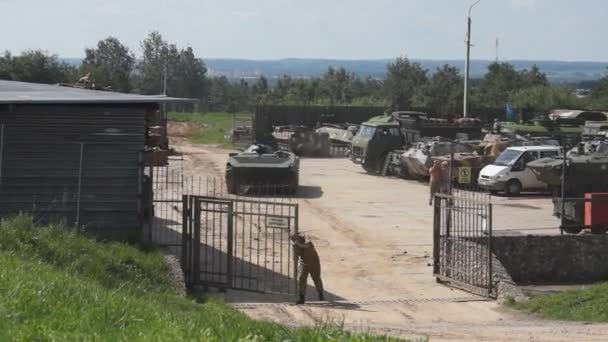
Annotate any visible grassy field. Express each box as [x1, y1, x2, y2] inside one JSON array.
[[0, 215, 403, 341], [167, 112, 252, 146], [513, 283, 608, 322]]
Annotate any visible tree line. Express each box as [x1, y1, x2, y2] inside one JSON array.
[[1, 32, 608, 118]]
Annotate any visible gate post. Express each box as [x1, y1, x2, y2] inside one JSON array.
[[226, 202, 234, 289], [293, 204, 299, 298], [192, 199, 201, 286], [181, 195, 190, 286], [433, 195, 441, 275], [487, 203, 493, 297]]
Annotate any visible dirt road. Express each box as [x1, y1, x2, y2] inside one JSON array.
[[172, 141, 608, 341]]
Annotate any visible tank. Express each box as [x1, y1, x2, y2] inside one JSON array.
[[225, 144, 300, 195], [398, 138, 476, 179]]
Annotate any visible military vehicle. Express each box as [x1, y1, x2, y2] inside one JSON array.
[[396, 138, 477, 180], [548, 109, 608, 125], [225, 144, 299, 195], [315, 123, 359, 146], [350, 111, 483, 174], [529, 153, 608, 234], [496, 119, 582, 146], [350, 115, 404, 173], [272, 125, 330, 157], [528, 121, 608, 233]]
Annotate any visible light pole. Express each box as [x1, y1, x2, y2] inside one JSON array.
[[463, 0, 481, 118]]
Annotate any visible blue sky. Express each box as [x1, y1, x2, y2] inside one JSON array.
[[1, 0, 606, 61]]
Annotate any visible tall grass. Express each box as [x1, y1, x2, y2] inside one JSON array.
[[168, 112, 252, 146], [0, 215, 403, 341]]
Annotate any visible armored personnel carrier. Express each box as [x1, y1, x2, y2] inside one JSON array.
[[395, 138, 477, 180], [225, 144, 299, 195]]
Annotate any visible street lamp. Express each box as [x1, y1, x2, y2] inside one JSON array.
[[463, 0, 482, 118]]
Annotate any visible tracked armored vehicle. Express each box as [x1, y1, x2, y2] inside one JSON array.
[[225, 144, 299, 195]]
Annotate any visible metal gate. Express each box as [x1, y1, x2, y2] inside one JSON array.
[[183, 195, 299, 295], [433, 192, 495, 298]]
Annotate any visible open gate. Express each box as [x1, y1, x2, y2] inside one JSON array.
[[182, 195, 298, 295], [433, 191, 495, 298]]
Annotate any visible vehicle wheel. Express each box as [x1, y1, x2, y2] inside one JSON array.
[[378, 153, 389, 174], [504, 179, 522, 196], [562, 219, 582, 234], [362, 163, 377, 174]]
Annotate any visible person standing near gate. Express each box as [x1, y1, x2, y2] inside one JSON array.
[[428, 160, 448, 206], [291, 234, 324, 304]]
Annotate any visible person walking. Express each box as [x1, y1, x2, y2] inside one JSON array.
[[291, 234, 324, 305]]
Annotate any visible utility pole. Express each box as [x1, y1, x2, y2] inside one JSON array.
[[495, 37, 499, 62], [463, 0, 482, 118]]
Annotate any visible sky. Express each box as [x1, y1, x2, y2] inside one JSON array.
[[0, 0, 606, 61]]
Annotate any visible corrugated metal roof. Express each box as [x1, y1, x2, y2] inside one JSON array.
[[0, 80, 198, 104]]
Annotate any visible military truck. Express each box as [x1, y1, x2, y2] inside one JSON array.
[[350, 115, 404, 173], [225, 144, 299, 195], [350, 111, 483, 174]]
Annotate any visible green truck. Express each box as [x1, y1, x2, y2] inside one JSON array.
[[350, 111, 483, 173]]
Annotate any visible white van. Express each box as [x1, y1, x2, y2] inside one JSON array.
[[478, 146, 561, 196]]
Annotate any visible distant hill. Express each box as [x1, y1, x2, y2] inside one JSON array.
[[62, 58, 608, 83], [204, 58, 608, 83]]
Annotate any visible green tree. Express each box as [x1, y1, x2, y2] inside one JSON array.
[[81, 37, 135, 92], [384, 56, 428, 110], [519, 65, 548, 88], [0, 52, 12, 80], [474, 62, 521, 108], [509, 85, 580, 114], [171, 46, 207, 99], [136, 31, 179, 95], [1, 50, 76, 84], [136, 32, 207, 99], [422, 65, 463, 115], [592, 69, 608, 99], [474, 62, 549, 108], [319, 67, 355, 104]]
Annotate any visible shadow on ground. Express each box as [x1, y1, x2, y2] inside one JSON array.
[[150, 217, 347, 305], [295, 185, 323, 199]]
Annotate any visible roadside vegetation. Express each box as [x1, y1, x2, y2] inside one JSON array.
[[0, 215, 402, 341], [167, 111, 251, 146], [512, 284, 608, 322]]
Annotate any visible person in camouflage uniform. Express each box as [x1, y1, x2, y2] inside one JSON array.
[[291, 234, 324, 304]]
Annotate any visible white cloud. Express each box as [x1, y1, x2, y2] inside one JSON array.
[[510, 0, 539, 10]]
